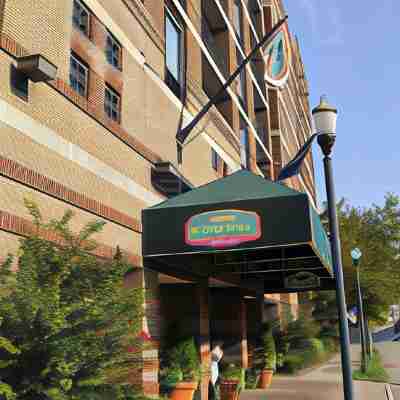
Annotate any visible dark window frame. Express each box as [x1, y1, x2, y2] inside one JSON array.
[[104, 84, 121, 123], [70, 52, 89, 98], [106, 30, 122, 70], [233, 0, 243, 42], [72, 0, 91, 37], [164, 5, 185, 99], [211, 148, 219, 171], [10, 64, 29, 102]]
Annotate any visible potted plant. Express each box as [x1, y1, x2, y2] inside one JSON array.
[[161, 337, 201, 400], [219, 363, 244, 400], [258, 322, 277, 389]]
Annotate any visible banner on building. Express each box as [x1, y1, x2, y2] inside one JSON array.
[[263, 21, 291, 87]]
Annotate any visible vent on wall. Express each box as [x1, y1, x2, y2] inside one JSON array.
[[16, 54, 57, 83]]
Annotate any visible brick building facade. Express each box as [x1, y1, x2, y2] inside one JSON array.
[[0, 0, 315, 397]]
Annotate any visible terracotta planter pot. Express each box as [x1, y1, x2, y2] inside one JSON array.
[[220, 379, 240, 400], [258, 369, 273, 389], [169, 381, 198, 400]]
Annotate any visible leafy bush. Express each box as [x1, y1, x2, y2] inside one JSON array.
[[244, 368, 258, 390], [281, 354, 305, 374], [162, 337, 201, 387], [0, 201, 144, 400], [261, 322, 277, 371], [286, 312, 320, 349], [220, 363, 242, 381], [219, 364, 245, 395]]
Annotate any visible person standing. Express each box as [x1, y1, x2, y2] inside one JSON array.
[[210, 342, 223, 400]]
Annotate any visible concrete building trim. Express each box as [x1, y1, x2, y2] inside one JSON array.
[[169, 0, 273, 163], [0, 156, 142, 233], [0, 209, 142, 266], [0, 97, 164, 206], [200, 132, 241, 173]]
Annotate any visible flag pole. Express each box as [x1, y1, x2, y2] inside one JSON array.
[[176, 15, 288, 146]]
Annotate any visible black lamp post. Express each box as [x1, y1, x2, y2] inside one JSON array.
[[351, 247, 367, 373], [312, 96, 354, 400]]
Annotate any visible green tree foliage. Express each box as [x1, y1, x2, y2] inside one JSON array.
[[0, 200, 144, 400], [321, 193, 400, 325], [261, 323, 276, 371], [285, 310, 320, 349], [162, 337, 201, 385]]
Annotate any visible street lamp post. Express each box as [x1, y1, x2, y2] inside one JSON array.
[[351, 248, 367, 373], [312, 97, 354, 400]]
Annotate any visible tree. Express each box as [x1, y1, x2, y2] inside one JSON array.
[[0, 200, 144, 400], [321, 193, 400, 325]]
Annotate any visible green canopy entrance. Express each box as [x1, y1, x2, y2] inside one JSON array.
[[142, 170, 335, 293]]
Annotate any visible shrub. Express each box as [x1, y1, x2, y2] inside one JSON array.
[[282, 354, 305, 374], [220, 364, 245, 395], [261, 323, 277, 371], [286, 312, 320, 349], [164, 337, 201, 385], [0, 201, 144, 400], [244, 368, 258, 390]]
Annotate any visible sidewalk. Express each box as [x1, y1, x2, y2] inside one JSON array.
[[240, 350, 390, 400]]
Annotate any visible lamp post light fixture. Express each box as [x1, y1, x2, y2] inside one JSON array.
[[312, 96, 354, 400], [351, 247, 367, 373]]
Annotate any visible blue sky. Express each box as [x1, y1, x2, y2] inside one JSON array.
[[284, 0, 400, 209]]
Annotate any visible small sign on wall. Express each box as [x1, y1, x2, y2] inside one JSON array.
[[185, 209, 261, 249]]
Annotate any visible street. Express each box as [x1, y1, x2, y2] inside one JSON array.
[[240, 330, 400, 400]]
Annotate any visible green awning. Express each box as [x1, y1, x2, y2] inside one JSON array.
[[142, 170, 335, 293]]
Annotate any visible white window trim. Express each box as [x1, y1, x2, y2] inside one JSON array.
[[170, 0, 272, 163], [212, 0, 269, 112]]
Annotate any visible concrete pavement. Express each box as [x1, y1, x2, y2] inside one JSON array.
[[240, 346, 398, 400], [239, 326, 400, 400], [375, 342, 400, 384]]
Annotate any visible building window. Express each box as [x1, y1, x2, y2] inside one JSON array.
[[73, 0, 90, 37], [233, 0, 243, 40], [211, 148, 219, 171], [106, 32, 122, 70], [240, 128, 248, 168], [70, 53, 88, 97], [104, 85, 121, 123], [10, 64, 29, 101], [236, 49, 247, 105], [165, 7, 184, 98]]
